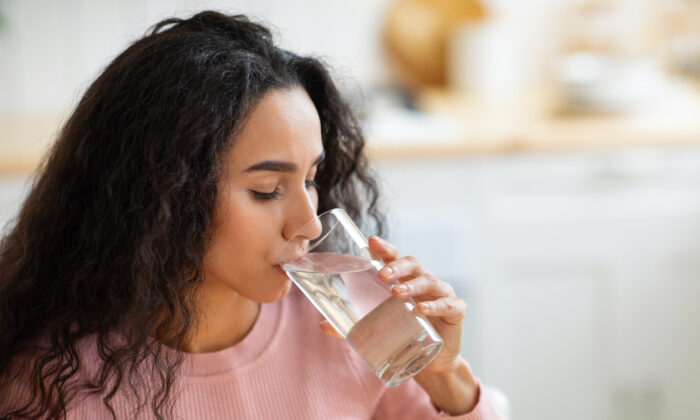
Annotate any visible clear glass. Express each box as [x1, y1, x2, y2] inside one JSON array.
[[278, 208, 443, 387]]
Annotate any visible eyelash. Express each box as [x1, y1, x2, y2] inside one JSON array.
[[251, 180, 319, 202]]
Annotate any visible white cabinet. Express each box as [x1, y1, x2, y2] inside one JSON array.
[[374, 146, 700, 420]]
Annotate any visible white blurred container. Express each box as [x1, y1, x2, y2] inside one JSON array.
[[554, 52, 671, 112], [447, 0, 566, 102], [448, 21, 524, 102]]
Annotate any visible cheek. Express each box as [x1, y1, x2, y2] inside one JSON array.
[[205, 203, 264, 272], [202, 218, 272, 296], [216, 210, 267, 260]]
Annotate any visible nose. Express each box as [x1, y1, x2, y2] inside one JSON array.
[[282, 189, 322, 242]]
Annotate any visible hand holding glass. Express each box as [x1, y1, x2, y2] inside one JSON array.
[[278, 208, 443, 387]]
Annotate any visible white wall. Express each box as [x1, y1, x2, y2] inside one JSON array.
[[0, 0, 674, 114], [0, 0, 393, 113]]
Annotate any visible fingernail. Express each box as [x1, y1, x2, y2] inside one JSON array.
[[380, 266, 394, 279], [419, 302, 431, 312], [394, 284, 408, 294]]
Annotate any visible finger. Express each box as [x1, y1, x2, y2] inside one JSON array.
[[319, 320, 344, 340], [368, 236, 400, 263], [391, 274, 455, 299], [417, 297, 467, 325], [378, 255, 424, 283]]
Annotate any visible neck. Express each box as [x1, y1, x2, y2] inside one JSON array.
[[157, 280, 261, 353]]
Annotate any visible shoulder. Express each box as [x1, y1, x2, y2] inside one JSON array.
[[0, 335, 105, 417]]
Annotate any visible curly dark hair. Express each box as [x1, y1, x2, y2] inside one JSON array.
[[0, 11, 386, 419]]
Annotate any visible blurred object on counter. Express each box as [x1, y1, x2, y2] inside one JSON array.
[[382, 0, 486, 91], [557, 0, 620, 54], [659, 0, 700, 84], [551, 0, 700, 115], [361, 85, 465, 149], [446, 1, 570, 104], [553, 52, 671, 113]]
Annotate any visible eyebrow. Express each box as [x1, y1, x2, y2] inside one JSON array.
[[243, 150, 326, 173]]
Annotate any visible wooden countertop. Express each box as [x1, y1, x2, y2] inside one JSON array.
[[2, 88, 700, 174], [365, 88, 700, 160]]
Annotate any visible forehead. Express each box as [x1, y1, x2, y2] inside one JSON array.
[[227, 88, 323, 171]]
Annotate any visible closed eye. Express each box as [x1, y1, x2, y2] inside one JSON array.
[[250, 180, 318, 203], [251, 188, 281, 202]]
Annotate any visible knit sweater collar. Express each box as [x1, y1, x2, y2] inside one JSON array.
[[176, 295, 285, 377]]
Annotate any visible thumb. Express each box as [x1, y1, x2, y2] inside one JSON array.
[[319, 320, 344, 340]]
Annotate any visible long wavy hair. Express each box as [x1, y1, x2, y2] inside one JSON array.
[[0, 11, 385, 419]]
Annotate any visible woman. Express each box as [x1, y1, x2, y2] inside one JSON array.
[[0, 11, 504, 419]]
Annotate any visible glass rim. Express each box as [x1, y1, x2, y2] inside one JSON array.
[[277, 207, 366, 265], [305, 208, 347, 252]]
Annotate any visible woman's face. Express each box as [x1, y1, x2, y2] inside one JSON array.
[[202, 87, 325, 303]]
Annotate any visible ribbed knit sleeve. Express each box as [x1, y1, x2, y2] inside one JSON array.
[[371, 377, 506, 420]]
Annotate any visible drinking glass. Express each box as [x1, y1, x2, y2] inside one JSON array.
[[277, 208, 443, 387]]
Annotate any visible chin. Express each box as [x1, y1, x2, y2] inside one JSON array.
[[258, 278, 293, 303], [278, 280, 293, 299]]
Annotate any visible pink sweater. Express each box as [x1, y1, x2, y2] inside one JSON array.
[[4, 287, 504, 419]]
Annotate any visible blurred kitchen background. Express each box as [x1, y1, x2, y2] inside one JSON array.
[[2, 0, 700, 419]]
